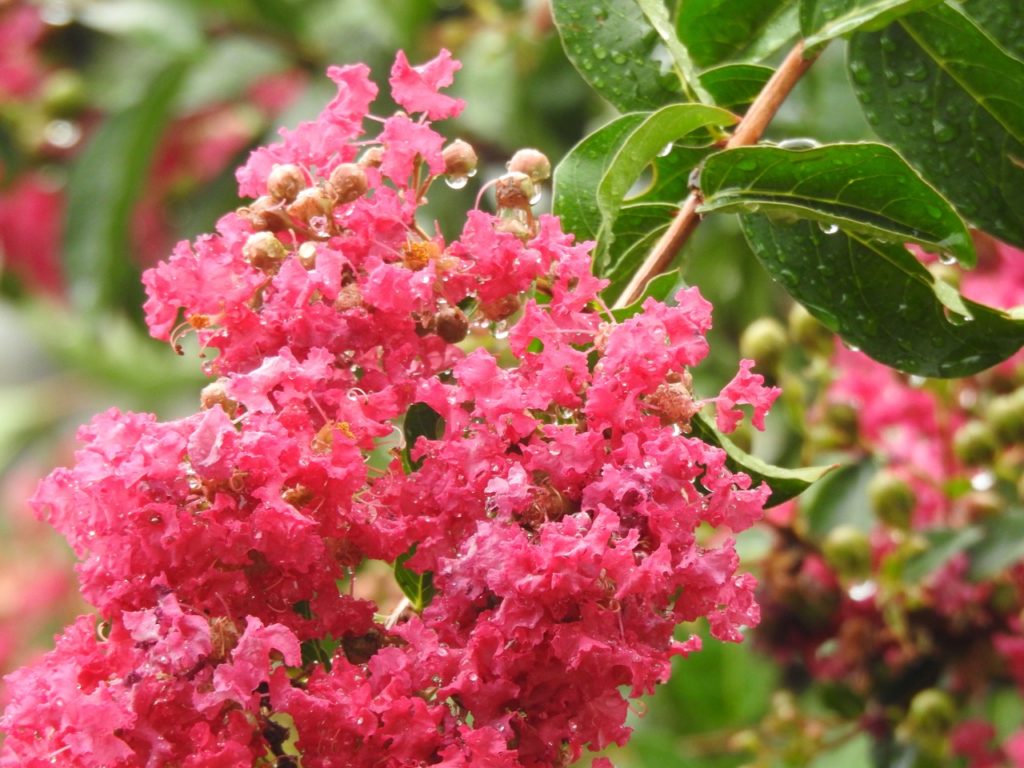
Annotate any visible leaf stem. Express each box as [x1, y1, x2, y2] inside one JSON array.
[[613, 41, 822, 309]]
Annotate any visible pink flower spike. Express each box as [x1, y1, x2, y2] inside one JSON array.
[[716, 359, 781, 433], [389, 49, 465, 120]]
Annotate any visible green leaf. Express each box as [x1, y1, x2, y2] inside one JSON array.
[[610, 268, 683, 321], [394, 548, 435, 612], [634, 0, 713, 104], [551, 0, 682, 111], [63, 59, 191, 315], [602, 203, 677, 302], [799, 0, 942, 48], [553, 113, 647, 249], [739, 215, 1024, 377], [597, 104, 737, 246], [902, 526, 985, 582], [968, 510, 1024, 581], [402, 402, 444, 472], [849, 3, 1024, 247], [699, 143, 975, 267], [691, 412, 835, 508], [961, 0, 1024, 59], [801, 458, 876, 538], [698, 63, 775, 112], [676, 0, 799, 68]]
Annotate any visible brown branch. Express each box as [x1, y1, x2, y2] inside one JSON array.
[[614, 40, 821, 309]]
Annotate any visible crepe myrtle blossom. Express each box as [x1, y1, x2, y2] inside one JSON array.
[[2, 50, 779, 767]]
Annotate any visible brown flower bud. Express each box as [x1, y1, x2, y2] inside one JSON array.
[[287, 186, 334, 224], [242, 232, 288, 273], [267, 163, 305, 203], [359, 146, 384, 168], [493, 215, 533, 242], [646, 373, 699, 428], [507, 148, 551, 182], [328, 163, 369, 205], [479, 294, 521, 322], [443, 139, 478, 178], [200, 378, 238, 417], [237, 196, 288, 232], [209, 617, 241, 663], [334, 283, 363, 312], [435, 306, 469, 343], [495, 172, 536, 209]]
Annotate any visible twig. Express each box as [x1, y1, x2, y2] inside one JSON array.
[[614, 41, 821, 309]]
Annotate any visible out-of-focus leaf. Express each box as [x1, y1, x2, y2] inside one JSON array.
[[961, 0, 1024, 58], [799, 0, 941, 48], [551, 0, 682, 111], [803, 458, 876, 538], [176, 36, 290, 113], [77, 0, 202, 52], [968, 511, 1024, 581], [849, 3, 1024, 246], [63, 59, 191, 316], [699, 143, 975, 266], [739, 215, 1024, 377], [676, 0, 798, 68], [902, 526, 985, 583], [691, 412, 836, 508]]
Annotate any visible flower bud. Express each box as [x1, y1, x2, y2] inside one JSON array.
[[868, 470, 915, 530], [287, 186, 334, 224], [200, 378, 238, 417], [985, 388, 1024, 445], [507, 148, 551, 183], [739, 317, 787, 375], [443, 139, 478, 178], [788, 303, 833, 358], [435, 306, 469, 344], [822, 525, 871, 581], [41, 69, 86, 116], [495, 172, 536, 210], [953, 420, 997, 466], [238, 196, 288, 232], [904, 689, 956, 742], [359, 146, 384, 168], [242, 232, 288, 273], [646, 377, 700, 428], [267, 164, 305, 203], [333, 283, 363, 312], [479, 294, 521, 322], [328, 163, 369, 205], [816, 401, 860, 450]]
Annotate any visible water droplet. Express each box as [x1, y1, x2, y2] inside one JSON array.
[[937, 251, 958, 266], [44, 119, 81, 149], [848, 580, 877, 601], [818, 222, 840, 235], [656, 142, 673, 158], [880, 37, 897, 53], [529, 187, 543, 205], [971, 471, 996, 491], [894, 112, 913, 126], [849, 61, 872, 86], [445, 175, 468, 190], [932, 119, 957, 143], [593, 45, 608, 60], [885, 71, 902, 86], [466, 168, 478, 178], [905, 63, 929, 82], [612, 52, 627, 64], [736, 159, 758, 172], [908, 375, 927, 388], [777, 137, 820, 150], [549, 444, 561, 456], [494, 321, 510, 340], [943, 306, 973, 325]]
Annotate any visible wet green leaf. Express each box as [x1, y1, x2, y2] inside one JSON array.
[[601, 203, 677, 302], [849, 3, 1024, 246], [739, 215, 1024, 377], [699, 143, 975, 266], [698, 63, 774, 112], [691, 412, 836, 508], [676, 0, 798, 68], [551, 0, 681, 110], [610, 268, 682, 321], [969, 511, 1024, 581], [394, 548, 435, 613], [800, 0, 941, 48], [635, 0, 712, 103], [403, 402, 444, 472], [961, 0, 1024, 59]]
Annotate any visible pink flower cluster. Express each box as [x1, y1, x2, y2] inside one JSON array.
[[1, 52, 778, 767]]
